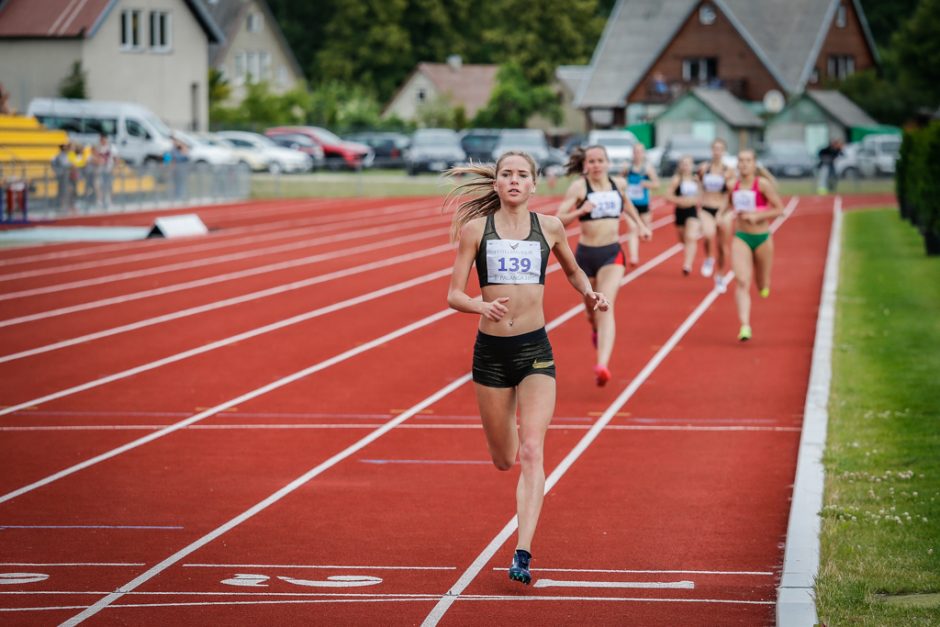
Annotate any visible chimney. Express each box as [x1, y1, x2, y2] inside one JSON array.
[[446, 55, 462, 72]]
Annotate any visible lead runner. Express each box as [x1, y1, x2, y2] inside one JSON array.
[[445, 151, 608, 585]]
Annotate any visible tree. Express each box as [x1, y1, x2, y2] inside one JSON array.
[[859, 0, 920, 50], [892, 0, 940, 107], [471, 63, 561, 128], [59, 61, 87, 99]]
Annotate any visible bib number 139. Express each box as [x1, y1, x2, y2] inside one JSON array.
[[496, 256, 532, 273]]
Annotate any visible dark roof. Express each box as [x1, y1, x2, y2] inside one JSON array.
[[577, 0, 878, 107], [689, 87, 763, 127], [0, 0, 223, 42], [204, 0, 304, 79], [804, 90, 877, 127]]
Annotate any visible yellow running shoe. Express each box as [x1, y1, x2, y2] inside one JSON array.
[[738, 324, 752, 342], [759, 287, 770, 298]]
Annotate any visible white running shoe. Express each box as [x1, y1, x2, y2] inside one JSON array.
[[701, 257, 715, 277], [715, 274, 727, 294]]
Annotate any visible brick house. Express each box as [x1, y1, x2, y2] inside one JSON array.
[[576, 0, 879, 128]]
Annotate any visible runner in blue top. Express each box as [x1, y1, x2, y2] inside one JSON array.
[[624, 142, 660, 267], [446, 151, 609, 585]]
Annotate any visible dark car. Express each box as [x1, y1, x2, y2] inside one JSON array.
[[490, 129, 566, 174], [267, 132, 325, 171], [266, 126, 373, 171], [344, 131, 410, 169], [459, 128, 501, 164], [659, 135, 713, 176], [405, 128, 466, 175], [759, 141, 817, 178]]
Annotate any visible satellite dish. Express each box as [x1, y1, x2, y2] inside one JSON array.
[[763, 90, 785, 114]]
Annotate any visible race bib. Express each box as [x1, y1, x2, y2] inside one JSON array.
[[732, 189, 757, 212], [702, 173, 725, 192], [486, 239, 541, 284], [679, 180, 699, 197], [627, 184, 646, 201], [586, 190, 622, 219]]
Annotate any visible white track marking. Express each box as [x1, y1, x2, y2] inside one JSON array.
[[533, 579, 695, 589], [492, 567, 773, 576], [182, 564, 455, 570], [0, 563, 144, 567], [0, 424, 802, 433], [0, 239, 455, 362], [420, 197, 800, 626], [0, 214, 451, 302]]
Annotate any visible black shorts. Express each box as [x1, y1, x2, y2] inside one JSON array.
[[634, 203, 650, 215], [472, 327, 555, 388], [701, 206, 719, 218], [675, 207, 698, 227], [575, 242, 626, 278]]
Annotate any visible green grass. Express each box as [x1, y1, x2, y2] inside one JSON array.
[[816, 209, 940, 625], [250, 171, 896, 199]]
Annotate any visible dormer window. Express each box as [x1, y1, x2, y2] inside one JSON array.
[[836, 4, 847, 28], [247, 12, 263, 33], [699, 4, 717, 25]]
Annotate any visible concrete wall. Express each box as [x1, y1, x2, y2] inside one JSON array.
[[0, 40, 83, 114]]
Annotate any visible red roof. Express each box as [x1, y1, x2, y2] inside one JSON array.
[[418, 63, 498, 117], [0, 0, 113, 38]]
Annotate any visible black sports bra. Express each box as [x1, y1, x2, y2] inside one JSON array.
[[578, 176, 624, 221], [475, 212, 550, 287]]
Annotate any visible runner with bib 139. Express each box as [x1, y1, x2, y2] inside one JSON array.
[[723, 149, 784, 342]]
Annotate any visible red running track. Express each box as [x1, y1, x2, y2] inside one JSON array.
[[0, 193, 874, 625]]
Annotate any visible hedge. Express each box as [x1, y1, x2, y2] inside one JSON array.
[[896, 122, 940, 255]]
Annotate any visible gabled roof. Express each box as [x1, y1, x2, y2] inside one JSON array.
[[689, 87, 763, 127], [0, 0, 223, 42], [205, 0, 303, 79], [556, 65, 591, 97], [413, 62, 499, 117], [577, 0, 878, 108], [804, 90, 877, 127]]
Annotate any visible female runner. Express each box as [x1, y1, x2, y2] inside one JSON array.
[[624, 142, 660, 266], [556, 145, 651, 386], [723, 149, 784, 341], [698, 138, 733, 289], [665, 155, 702, 275], [446, 151, 609, 584]]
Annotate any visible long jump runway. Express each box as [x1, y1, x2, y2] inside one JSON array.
[[0, 192, 845, 625]]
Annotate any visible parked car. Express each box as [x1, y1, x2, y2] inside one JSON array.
[[196, 133, 266, 172], [172, 129, 238, 168], [658, 135, 712, 177], [215, 131, 312, 174], [28, 97, 173, 166], [586, 129, 639, 174], [459, 128, 502, 164], [266, 126, 372, 171], [344, 131, 410, 168], [404, 128, 466, 175], [758, 141, 817, 178], [491, 129, 559, 172], [856, 133, 901, 177], [834, 142, 862, 179], [266, 133, 325, 170]]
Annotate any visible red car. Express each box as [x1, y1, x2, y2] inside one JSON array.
[[266, 126, 373, 171]]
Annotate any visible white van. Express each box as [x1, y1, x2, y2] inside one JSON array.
[[27, 98, 174, 166]]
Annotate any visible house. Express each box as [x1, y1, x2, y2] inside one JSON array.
[[383, 57, 498, 123], [655, 87, 762, 152], [529, 65, 591, 141], [204, 0, 305, 104], [0, 0, 223, 131], [764, 89, 877, 153], [576, 0, 879, 128]]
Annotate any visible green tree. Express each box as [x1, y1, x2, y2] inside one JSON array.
[[892, 0, 940, 106], [208, 68, 231, 107], [471, 63, 561, 128], [859, 0, 920, 50], [58, 61, 87, 99]]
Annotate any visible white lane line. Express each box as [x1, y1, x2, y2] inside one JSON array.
[[0, 525, 181, 530], [0, 237, 454, 362], [359, 459, 491, 465], [0, 424, 801, 433], [182, 564, 455, 570], [0, 201, 441, 282], [492, 568, 774, 576], [0, 213, 451, 302], [0, 563, 144, 567], [420, 197, 800, 627], [57, 227, 684, 626], [0, 267, 452, 421], [533, 579, 695, 589]]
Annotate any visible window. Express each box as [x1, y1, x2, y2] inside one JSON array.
[[86, 118, 118, 136], [260, 51, 272, 80], [120, 9, 143, 50], [234, 52, 247, 81], [149, 11, 172, 51], [126, 119, 151, 140], [416, 88, 427, 102], [277, 66, 289, 87], [682, 57, 718, 83], [247, 12, 264, 33], [809, 68, 820, 84], [699, 4, 717, 25], [248, 52, 261, 81], [827, 55, 855, 79], [836, 4, 847, 28]]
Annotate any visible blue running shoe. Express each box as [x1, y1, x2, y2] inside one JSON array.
[[508, 549, 532, 585]]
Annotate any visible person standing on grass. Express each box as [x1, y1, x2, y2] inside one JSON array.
[[556, 145, 651, 387], [723, 149, 785, 341], [446, 151, 609, 586], [698, 138, 734, 292], [624, 142, 660, 267], [665, 155, 702, 276]]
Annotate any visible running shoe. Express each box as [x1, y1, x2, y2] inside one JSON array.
[[738, 324, 752, 342], [509, 549, 532, 585], [715, 274, 727, 294], [701, 257, 715, 277], [682, 266, 691, 276], [594, 364, 611, 387], [591, 329, 598, 348], [759, 287, 770, 299]]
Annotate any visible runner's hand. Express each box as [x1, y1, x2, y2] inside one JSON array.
[[586, 291, 609, 312], [640, 225, 653, 241], [482, 296, 510, 321]]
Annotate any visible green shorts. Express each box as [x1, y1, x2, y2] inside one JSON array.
[[735, 231, 770, 251]]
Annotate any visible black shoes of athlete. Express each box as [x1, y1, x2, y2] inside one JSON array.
[[509, 549, 532, 585]]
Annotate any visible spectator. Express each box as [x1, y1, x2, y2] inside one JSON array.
[[168, 138, 191, 201], [66, 143, 92, 211], [51, 143, 72, 212], [92, 134, 118, 209], [817, 138, 844, 194], [0, 82, 13, 115]]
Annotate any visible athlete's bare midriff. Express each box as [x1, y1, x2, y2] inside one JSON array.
[[478, 284, 546, 336]]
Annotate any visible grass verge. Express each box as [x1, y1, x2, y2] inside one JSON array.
[[816, 208, 940, 625]]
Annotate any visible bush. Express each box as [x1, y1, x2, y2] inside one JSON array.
[[898, 121, 940, 254]]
